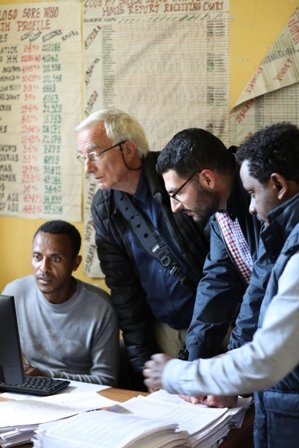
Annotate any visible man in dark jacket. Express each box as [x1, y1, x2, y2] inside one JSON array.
[[75, 109, 209, 389], [156, 127, 261, 406], [156, 128, 261, 356]]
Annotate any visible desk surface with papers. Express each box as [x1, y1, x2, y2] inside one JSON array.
[[98, 388, 254, 448], [0, 386, 254, 448]]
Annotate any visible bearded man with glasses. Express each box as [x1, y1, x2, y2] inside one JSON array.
[[75, 109, 209, 390], [156, 127, 263, 408]]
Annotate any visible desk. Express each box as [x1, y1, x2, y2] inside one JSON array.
[[2, 388, 254, 448]]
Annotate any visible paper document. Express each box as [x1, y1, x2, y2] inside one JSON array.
[[0, 391, 119, 448], [0, 392, 117, 426]]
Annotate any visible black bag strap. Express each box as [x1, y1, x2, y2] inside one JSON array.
[[114, 190, 194, 291]]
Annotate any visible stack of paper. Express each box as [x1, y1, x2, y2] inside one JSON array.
[[32, 390, 251, 448], [0, 392, 118, 448], [120, 390, 251, 448], [0, 426, 37, 448], [33, 411, 191, 448]]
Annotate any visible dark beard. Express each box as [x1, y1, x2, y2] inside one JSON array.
[[192, 185, 220, 225]]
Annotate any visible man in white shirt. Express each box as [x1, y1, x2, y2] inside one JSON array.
[[143, 122, 299, 448]]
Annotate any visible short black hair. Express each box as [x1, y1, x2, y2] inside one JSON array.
[[156, 128, 235, 178], [236, 122, 299, 184], [33, 220, 81, 256]]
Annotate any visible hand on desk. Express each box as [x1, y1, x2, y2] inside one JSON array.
[[24, 364, 46, 377], [180, 394, 238, 408]]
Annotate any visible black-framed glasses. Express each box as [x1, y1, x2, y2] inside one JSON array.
[[169, 172, 197, 202], [77, 140, 127, 164]]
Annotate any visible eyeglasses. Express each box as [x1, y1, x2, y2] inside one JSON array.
[[77, 140, 127, 164], [169, 172, 197, 202]]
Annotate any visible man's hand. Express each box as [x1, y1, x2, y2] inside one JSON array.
[[180, 394, 238, 408], [204, 395, 238, 408], [143, 353, 172, 390], [24, 364, 46, 377]]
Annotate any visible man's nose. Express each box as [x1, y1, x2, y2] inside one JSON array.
[[170, 197, 183, 213], [84, 157, 95, 173], [39, 257, 50, 272], [249, 198, 256, 216]]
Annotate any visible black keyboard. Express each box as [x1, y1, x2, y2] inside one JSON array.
[[0, 376, 70, 396]]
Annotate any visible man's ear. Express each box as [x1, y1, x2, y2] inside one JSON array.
[[73, 255, 82, 271], [198, 169, 217, 189], [270, 173, 288, 200], [123, 140, 137, 159]]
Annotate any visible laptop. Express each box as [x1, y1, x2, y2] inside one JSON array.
[[0, 294, 70, 396]]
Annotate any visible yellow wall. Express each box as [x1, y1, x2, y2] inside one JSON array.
[[0, 0, 298, 291], [230, 0, 298, 108]]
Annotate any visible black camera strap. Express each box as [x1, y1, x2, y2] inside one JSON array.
[[114, 190, 193, 291]]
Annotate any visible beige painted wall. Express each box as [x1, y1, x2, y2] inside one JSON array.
[[0, 0, 298, 291]]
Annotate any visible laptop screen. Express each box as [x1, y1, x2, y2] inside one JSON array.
[[0, 295, 25, 384]]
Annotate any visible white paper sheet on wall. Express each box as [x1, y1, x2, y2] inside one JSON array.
[[0, 1, 82, 220], [82, 0, 231, 277]]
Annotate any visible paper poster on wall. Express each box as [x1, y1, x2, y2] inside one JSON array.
[[0, 1, 82, 220], [82, 0, 231, 277], [230, 7, 299, 145]]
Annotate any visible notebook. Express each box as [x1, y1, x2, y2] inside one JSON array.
[[0, 294, 70, 396]]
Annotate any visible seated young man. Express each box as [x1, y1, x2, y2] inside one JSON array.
[[2, 220, 119, 386]]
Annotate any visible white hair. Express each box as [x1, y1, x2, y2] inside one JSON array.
[[75, 108, 149, 157]]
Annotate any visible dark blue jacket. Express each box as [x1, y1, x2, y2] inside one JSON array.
[[230, 192, 299, 351], [187, 173, 260, 360], [92, 152, 209, 375], [253, 193, 299, 448]]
